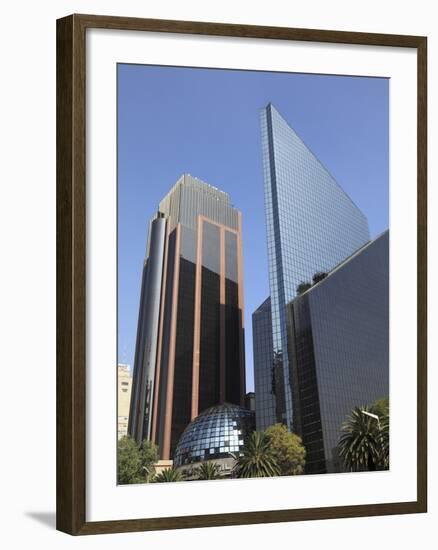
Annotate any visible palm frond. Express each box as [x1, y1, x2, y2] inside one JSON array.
[[338, 406, 389, 471], [233, 431, 280, 478]]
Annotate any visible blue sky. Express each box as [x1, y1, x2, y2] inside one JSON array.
[[118, 64, 389, 391]]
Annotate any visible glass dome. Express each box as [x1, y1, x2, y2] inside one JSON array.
[[173, 403, 255, 467]]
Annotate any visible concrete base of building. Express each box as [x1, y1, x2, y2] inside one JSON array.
[[176, 457, 236, 480], [153, 459, 174, 475]]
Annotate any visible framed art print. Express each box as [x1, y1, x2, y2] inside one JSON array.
[[56, 14, 427, 535]]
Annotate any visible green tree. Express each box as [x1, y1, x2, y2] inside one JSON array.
[[312, 271, 328, 284], [117, 436, 144, 484], [233, 431, 280, 478], [117, 436, 159, 484], [378, 415, 390, 469], [152, 468, 183, 482], [296, 282, 312, 295], [338, 406, 388, 472], [370, 397, 389, 418], [370, 397, 390, 469], [265, 423, 306, 475], [195, 461, 221, 480], [140, 439, 160, 481]]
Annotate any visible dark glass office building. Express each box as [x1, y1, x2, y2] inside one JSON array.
[[252, 297, 277, 430], [256, 104, 371, 430], [287, 231, 389, 473], [129, 175, 246, 459]]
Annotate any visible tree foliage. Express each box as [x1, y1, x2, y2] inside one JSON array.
[[338, 403, 389, 472], [117, 436, 143, 484], [312, 271, 328, 284], [371, 397, 390, 469], [233, 431, 280, 478], [152, 468, 183, 482], [370, 397, 389, 418], [117, 436, 159, 484], [296, 282, 312, 295], [296, 273, 328, 296], [195, 461, 222, 480], [140, 439, 160, 480], [264, 423, 306, 475]]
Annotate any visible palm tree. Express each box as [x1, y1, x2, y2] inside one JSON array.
[[233, 431, 280, 478], [338, 407, 387, 471], [151, 468, 183, 482], [195, 461, 221, 480], [377, 414, 390, 469]]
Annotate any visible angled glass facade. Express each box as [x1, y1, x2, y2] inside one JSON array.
[[287, 231, 389, 473], [259, 104, 370, 429]]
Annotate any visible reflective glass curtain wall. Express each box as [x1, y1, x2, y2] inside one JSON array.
[[252, 297, 276, 430], [260, 104, 370, 430], [287, 231, 389, 473]]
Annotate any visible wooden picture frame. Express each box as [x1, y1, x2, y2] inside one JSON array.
[[56, 13, 427, 535]]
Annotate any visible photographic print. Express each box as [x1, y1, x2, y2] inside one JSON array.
[[57, 14, 426, 534], [117, 64, 390, 483]]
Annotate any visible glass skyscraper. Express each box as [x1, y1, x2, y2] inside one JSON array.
[[252, 297, 277, 430], [256, 104, 370, 430], [129, 174, 245, 459], [286, 231, 389, 473]]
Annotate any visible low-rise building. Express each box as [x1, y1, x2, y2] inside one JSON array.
[[118, 364, 132, 439]]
